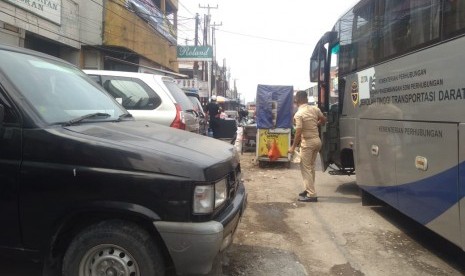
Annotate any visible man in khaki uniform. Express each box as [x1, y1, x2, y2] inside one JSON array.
[[289, 91, 327, 202]]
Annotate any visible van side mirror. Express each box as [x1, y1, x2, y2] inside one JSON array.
[[0, 104, 4, 126]]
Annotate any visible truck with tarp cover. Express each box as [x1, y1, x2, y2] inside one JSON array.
[[255, 84, 293, 167]]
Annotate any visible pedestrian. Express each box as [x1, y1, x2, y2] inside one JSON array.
[[205, 95, 220, 138], [238, 108, 248, 123], [288, 90, 327, 202]]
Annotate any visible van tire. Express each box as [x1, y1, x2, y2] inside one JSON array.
[[62, 220, 165, 276]]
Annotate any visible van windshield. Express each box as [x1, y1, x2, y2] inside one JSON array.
[[0, 50, 126, 125]]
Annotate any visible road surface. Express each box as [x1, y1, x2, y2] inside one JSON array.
[[2, 152, 465, 275]]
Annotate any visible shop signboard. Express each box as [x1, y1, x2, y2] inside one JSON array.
[[177, 46, 213, 61], [5, 0, 61, 25]]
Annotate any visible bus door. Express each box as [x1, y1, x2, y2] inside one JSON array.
[[310, 32, 341, 172]]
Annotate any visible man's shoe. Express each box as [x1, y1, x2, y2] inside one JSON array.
[[298, 195, 318, 202], [298, 191, 307, 197]]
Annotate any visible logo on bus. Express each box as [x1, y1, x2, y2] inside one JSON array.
[[351, 81, 359, 107]]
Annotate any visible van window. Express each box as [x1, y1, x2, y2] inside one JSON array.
[[0, 91, 19, 124], [101, 77, 162, 110], [164, 80, 194, 111]]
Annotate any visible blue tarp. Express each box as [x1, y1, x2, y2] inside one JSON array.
[[256, 84, 293, 129]]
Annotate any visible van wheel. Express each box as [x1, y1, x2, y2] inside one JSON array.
[[62, 220, 165, 276]]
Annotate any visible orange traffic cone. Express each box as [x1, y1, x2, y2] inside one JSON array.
[[268, 139, 281, 161]]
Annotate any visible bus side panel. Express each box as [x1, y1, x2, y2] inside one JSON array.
[[459, 124, 465, 251], [396, 122, 460, 247], [357, 119, 399, 207]]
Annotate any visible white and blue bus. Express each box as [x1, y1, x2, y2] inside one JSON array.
[[311, 0, 465, 249]]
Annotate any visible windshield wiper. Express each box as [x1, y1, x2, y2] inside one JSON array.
[[117, 113, 133, 121], [63, 112, 111, 126]]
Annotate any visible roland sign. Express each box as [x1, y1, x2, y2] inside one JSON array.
[[177, 46, 213, 61]]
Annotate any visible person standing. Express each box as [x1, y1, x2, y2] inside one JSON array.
[[205, 96, 220, 138], [288, 91, 327, 202]]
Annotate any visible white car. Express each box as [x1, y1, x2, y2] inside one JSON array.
[[85, 70, 200, 133]]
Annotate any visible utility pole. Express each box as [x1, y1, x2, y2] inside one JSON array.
[[193, 13, 199, 80], [199, 4, 218, 98], [234, 78, 238, 101], [199, 4, 218, 44], [211, 21, 222, 96]]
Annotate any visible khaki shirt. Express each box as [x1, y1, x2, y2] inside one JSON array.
[[294, 104, 323, 146]]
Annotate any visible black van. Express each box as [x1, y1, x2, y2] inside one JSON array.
[[0, 45, 246, 275]]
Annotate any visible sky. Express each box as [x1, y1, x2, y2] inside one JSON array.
[[177, 0, 360, 103]]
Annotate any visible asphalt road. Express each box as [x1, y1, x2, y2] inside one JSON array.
[[2, 152, 465, 275]]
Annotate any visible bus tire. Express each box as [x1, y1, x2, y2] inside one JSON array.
[[62, 220, 165, 276]]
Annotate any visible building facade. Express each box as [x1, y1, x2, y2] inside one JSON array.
[[0, 0, 180, 75]]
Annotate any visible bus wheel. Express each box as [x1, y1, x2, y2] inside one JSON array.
[[62, 220, 165, 276]]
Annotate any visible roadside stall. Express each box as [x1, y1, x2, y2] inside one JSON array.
[[255, 84, 294, 167]]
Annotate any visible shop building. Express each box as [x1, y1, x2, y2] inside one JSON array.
[[0, 0, 180, 75]]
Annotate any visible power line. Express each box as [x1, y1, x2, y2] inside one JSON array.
[[178, 1, 195, 16], [215, 29, 312, 46]]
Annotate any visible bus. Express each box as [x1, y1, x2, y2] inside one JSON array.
[[311, 0, 465, 249]]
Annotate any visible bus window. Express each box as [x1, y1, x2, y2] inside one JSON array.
[[339, 9, 355, 75], [410, 0, 440, 46], [380, 0, 411, 57], [444, 0, 465, 38], [352, 0, 377, 69], [380, 0, 440, 59]]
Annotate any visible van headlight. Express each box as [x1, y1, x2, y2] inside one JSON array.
[[214, 179, 227, 208], [193, 179, 228, 214]]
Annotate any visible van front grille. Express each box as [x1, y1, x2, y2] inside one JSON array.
[[228, 165, 241, 199]]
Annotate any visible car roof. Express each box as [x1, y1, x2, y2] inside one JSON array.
[[0, 43, 75, 66], [83, 70, 174, 81]]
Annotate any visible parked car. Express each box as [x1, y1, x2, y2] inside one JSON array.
[[184, 90, 208, 135], [84, 70, 200, 134], [0, 44, 246, 275]]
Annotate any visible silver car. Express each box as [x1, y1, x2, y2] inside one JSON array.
[[85, 70, 200, 133]]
